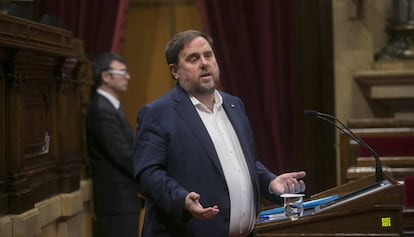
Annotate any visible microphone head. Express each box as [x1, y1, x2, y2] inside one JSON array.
[[304, 110, 319, 117]]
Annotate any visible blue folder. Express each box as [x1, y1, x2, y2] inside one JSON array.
[[259, 194, 339, 218]]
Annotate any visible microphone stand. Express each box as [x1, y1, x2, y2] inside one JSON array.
[[304, 110, 384, 183]]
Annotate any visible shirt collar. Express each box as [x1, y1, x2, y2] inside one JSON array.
[[97, 89, 120, 109], [189, 90, 223, 113]]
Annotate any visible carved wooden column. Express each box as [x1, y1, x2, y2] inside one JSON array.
[[56, 56, 83, 193]]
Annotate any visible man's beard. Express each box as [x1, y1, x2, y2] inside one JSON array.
[[191, 84, 216, 96], [181, 78, 218, 96]]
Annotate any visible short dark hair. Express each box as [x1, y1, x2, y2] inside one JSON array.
[[92, 53, 125, 85], [164, 30, 213, 65]]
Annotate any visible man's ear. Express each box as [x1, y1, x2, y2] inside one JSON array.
[[101, 71, 111, 83], [169, 64, 178, 80]]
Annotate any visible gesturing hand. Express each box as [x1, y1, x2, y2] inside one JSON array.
[[269, 171, 306, 195], [184, 192, 220, 220]]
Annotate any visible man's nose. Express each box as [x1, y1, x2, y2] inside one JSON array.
[[200, 56, 209, 67]]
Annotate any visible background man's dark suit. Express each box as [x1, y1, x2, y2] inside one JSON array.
[[134, 85, 281, 237], [87, 93, 142, 236]]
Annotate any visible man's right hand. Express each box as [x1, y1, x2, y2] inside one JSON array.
[[184, 192, 220, 220]]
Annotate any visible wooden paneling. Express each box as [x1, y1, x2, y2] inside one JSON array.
[[0, 50, 7, 214], [0, 14, 87, 214], [121, 0, 201, 127]]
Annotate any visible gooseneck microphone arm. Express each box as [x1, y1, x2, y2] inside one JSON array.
[[304, 110, 384, 183]]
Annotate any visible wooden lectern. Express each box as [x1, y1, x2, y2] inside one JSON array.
[[254, 173, 408, 236]]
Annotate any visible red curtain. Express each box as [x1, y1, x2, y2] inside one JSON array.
[[197, 0, 298, 173], [41, 0, 128, 59]]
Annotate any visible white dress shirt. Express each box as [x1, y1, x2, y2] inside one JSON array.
[[190, 91, 255, 237], [97, 89, 120, 109]]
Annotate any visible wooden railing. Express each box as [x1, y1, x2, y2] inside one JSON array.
[[339, 118, 414, 184]]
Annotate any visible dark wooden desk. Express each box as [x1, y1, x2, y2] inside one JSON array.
[[255, 174, 408, 236]]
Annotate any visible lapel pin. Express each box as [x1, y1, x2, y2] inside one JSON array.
[[231, 104, 235, 108]]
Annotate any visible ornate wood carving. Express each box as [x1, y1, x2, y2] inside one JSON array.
[[0, 14, 86, 214]]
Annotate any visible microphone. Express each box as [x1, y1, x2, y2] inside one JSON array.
[[304, 109, 384, 183]]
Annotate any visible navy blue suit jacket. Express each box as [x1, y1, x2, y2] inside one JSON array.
[[134, 85, 280, 237]]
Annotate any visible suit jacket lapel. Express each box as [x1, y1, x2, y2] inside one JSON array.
[[222, 95, 259, 197], [222, 96, 254, 168], [172, 86, 225, 177], [171, 87, 260, 208], [222, 94, 260, 210], [117, 105, 134, 139], [98, 94, 133, 142]]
